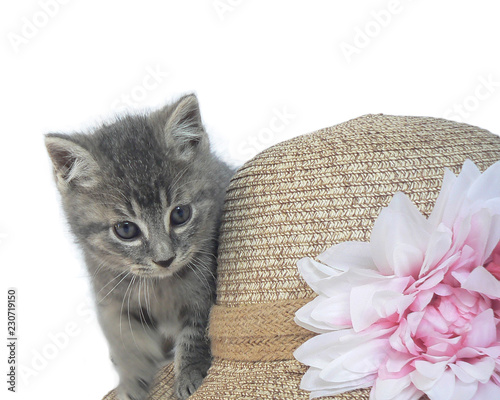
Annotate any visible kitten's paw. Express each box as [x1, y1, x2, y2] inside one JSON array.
[[117, 391, 146, 400], [117, 391, 144, 400], [117, 380, 150, 400], [175, 368, 206, 400]]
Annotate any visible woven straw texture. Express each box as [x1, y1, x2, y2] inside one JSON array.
[[103, 114, 500, 400]]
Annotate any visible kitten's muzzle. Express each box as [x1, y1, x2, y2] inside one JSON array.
[[153, 257, 175, 268]]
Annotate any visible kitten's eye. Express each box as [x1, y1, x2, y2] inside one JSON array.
[[170, 205, 191, 226], [114, 221, 141, 240]]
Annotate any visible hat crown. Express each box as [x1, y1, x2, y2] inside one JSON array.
[[216, 114, 500, 308]]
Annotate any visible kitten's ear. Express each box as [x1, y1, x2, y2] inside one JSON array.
[[45, 134, 99, 191], [164, 94, 208, 157]]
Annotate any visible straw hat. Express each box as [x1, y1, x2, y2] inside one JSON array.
[[104, 114, 500, 400]]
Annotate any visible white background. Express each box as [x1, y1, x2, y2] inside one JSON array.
[[2, 1, 500, 399]]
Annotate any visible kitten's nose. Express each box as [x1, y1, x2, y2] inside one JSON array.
[[153, 257, 175, 268]]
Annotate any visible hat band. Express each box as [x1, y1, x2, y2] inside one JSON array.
[[209, 298, 316, 362]]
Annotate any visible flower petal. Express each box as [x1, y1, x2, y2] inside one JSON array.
[[456, 209, 500, 268], [411, 360, 448, 391], [448, 378, 478, 400], [429, 160, 481, 228], [428, 167, 460, 228], [417, 360, 450, 380], [467, 159, 500, 203], [372, 290, 415, 320], [301, 367, 373, 398], [465, 309, 497, 348], [320, 339, 390, 381], [350, 277, 412, 331], [370, 192, 431, 277], [297, 257, 341, 293], [309, 295, 352, 329], [474, 379, 500, 398], [294, 325, 396, 373], [318, 241, 375, 271], [371, 375, 414, 400], [294, 330, 344, 369], [295, 295, 350, 333], [420, 224, 453, 277], [462, 267, 500, 300], [313, 266, 385, 298], [390, 318, 423, 355], [392, 243, 425, 279], [449, 362, 477, 384], [424, 368, 455, 400], [455, 358, 496, 384]]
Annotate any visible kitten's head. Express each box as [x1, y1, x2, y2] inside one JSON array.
[[46, 94, 231, 279]]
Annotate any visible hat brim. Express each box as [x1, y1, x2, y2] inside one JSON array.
[[104, 359, 371, 400]]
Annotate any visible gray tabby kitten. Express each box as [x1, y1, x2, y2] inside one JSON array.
[[45, 94, 234, 400]]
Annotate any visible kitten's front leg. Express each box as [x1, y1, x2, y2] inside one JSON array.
[[113, 347, 159, 400], [99, 305, 166, 400], [174, 317, 212, 400]]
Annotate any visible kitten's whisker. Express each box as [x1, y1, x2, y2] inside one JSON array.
[[194, 249, 218, 260], [191, 255, 217, 282], [137, 278, 145, 333], [186, 262, 211, 294], [119, 274, 134, 339], [150, 278, 159, 302], [90, 260, 109, 282], [137, 278, 153, 333], [144, 279, 155, 328], [95, 269, 127, 294], [99, 271, 130, 303], [128, 276, 140, 349], [193, 237, 218, 246]]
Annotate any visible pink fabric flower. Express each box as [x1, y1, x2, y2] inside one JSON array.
[[294, 160, 500, 400]]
